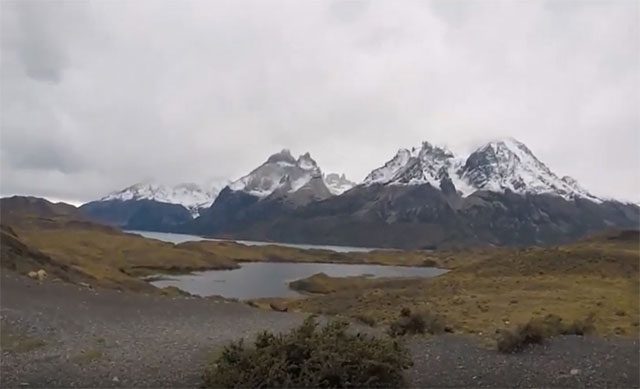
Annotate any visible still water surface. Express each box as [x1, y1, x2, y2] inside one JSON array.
[[150, 262, 447, 299], [126, 230, 381, 253]]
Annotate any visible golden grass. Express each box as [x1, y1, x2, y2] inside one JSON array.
[[11, 227, 240, 290], [4, 210, 638, 341], [289, 239, 640, 339], [8, 221, 465, 291]]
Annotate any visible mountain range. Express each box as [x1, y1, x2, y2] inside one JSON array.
[[79, 138, 639, 248]]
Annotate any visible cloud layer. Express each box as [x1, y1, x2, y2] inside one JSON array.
[[1, 0, 638, 203]]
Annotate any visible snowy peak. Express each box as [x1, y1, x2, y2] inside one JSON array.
[[364, 141, 460, 189], [266, 149, 297, 165], [364, 138, 601, 202], [229, 150, 327, 198], [297, 152, 319, 171], [101, 181, 226, 217], [460, 138, 600, 201], [363, 148, 413, 184], [324, 173, 356, 195]]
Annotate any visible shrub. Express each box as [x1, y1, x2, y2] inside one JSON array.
[[202, 316, 413, 388], [352, 313, 377, 327], [387, 308, 444, 337], [497, 314, 595, 353]]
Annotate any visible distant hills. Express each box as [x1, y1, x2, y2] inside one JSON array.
[[77, 138, 639, 249]]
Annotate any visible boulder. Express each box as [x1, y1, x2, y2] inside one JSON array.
[[36, 269, 47, 281], [269, 301, 288, 312]]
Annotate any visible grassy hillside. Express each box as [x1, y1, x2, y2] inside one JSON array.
[[288, 230, 640, 338], [0, 196, 462, 292]]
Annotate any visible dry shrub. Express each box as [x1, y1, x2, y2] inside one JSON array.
[[387, 308, 445, 337], [497, 314, 595, 353], [202, 316, 413, 388], [352, 313, 377, 327]]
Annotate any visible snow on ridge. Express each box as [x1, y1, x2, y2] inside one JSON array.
[[324, 173, 356, 195], [363, 137, 602, 202], [102, 181, 227, 217], [229, 150, 325, 198]]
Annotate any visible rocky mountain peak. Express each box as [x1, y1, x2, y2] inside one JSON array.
[[266, 149, 297, 165], [363, 137, 601, 202], [324, 173, 356, 195], [229, 150, 328, 199], [296, 152, 320, 172], [100, 182, 222, 217], [364, 141, 459, 188]]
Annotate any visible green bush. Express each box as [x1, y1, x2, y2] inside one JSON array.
[[497, 314, 595, 353], [387, 308, 444, 337], [202, 316, 413, 388]]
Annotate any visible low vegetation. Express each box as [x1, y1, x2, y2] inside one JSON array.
[[202, 317, 413, 388], [3, 199, 638, 343], [497, 314, 595, 353], [0, 325, 47, 353], [290, 232, 640, 340], [1, 204, 461, 292], [387, 308, 445, 337]]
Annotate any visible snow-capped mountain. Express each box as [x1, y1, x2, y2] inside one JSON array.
[[101, 181, 228, 217], [228, 149, 331, 200], [324, 173, 356, 195], [459, 138, 600, 202], [364, 138, 600, 202]]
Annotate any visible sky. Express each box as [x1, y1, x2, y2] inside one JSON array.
[[1, 0, 638, 205]]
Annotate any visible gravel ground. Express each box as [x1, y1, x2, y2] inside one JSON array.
[[1, 273, 638, 388]]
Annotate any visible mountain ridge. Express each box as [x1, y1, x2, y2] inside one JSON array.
[[77, 138, 638, 248], [363, 138, 602, 202]]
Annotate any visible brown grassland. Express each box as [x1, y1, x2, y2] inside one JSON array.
[[286, 231, 639, 340], [1, 202, 638, 341]]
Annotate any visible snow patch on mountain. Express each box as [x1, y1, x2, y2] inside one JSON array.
[[364, 138, 601, 202], [324, 173, 356, 195], [229, 149, 328, 199], [101, 181, 228, 217]]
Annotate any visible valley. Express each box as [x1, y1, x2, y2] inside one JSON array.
[[1, 194, 639, 387], [1, 195, 639, 388]]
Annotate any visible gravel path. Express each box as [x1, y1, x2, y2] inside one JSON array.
[[1, 273, 638, 388]]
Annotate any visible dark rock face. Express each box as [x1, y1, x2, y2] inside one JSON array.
[[186, 184, 640, 249], [79, 199, 192, 231]]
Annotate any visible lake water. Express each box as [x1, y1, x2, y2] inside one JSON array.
[[149, 262, 447, 299], [125, 230, 383, 253]]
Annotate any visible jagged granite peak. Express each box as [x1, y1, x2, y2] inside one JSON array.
[[229, 150, 327, 198], [266, 149, 297, 165], [460, 138, 601, 201], [363, 148, 413, 184], [100, 181, 225, 217], [363, 141, 474, 193], [324, 173, 356, 195], [364, 137, 601, 202]]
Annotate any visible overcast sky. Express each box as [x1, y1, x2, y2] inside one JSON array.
[[1, 0, 638, 205]]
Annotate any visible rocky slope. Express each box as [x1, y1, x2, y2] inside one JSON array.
[[364, 138, 601, 201], [187, 139, 638, 248], [98, 182, 227, 217], [77, 138, 638, 248], [187, 150, 334, 235], [80, 181, 228, 230], [324, 173, 356, 195]]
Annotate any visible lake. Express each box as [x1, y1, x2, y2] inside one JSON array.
[[149, 262, 447, 299], [125, 230, 384, 253]]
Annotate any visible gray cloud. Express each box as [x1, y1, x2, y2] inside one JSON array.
[[1, 0, 638, 204]]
